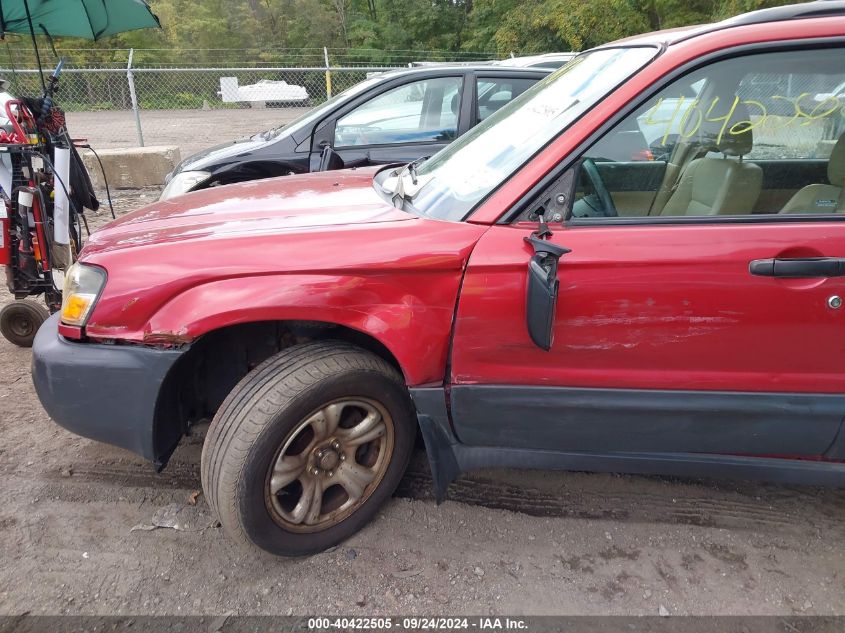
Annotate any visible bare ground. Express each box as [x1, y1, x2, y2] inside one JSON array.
[[0, 189, 843, 616], [66, 109, 309, 160]]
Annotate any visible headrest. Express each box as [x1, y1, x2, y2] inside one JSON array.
[[450, 93, 459, 116], [717, 125, 753, 157], [828, 134, 845, 187], [719, 101, 753, 156], [699, 100, 753, 157]]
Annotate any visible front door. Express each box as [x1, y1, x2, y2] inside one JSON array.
[[449, 45, 845, 458]]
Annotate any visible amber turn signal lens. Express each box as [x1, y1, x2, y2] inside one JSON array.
[[61, 294, 92, 323], [60, 263, 106, 327]]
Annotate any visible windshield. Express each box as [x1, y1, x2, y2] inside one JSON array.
[[253, 73, 387, 140], [404, 47, 658, 220]]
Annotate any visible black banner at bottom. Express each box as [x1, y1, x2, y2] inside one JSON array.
[[0, 616, 842, 633]]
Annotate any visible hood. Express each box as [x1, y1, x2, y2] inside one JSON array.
[[173, 136, 274, 174], [83, 167, 409, 255]]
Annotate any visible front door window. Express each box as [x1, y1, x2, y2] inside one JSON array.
[[334, 77, 462, 148], [570, 48, 845, 220]]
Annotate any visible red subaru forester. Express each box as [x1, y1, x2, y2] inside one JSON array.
[[33, 1, 845, 556]]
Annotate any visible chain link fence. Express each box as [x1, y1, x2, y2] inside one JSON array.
[[0, 63, 392, 159], [0, 47, 495, 159]]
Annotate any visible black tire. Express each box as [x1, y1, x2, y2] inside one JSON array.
[[0, 300, 50, 347], [201, 341, 415, 556]]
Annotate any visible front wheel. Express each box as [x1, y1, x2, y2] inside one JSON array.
[[201, 341, 415, 556]]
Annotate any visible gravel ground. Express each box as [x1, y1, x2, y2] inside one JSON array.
[[0, 189, 843, 616], [66, 109, 309, 160]]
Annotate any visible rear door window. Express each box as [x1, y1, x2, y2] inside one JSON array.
[[476, 77, 536, 123]]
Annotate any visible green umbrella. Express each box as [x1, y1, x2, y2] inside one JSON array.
[[0, 0, 160, 40], [0, 0, 161, 90]]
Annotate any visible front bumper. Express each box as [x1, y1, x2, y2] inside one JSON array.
[[31, 314, 186, 462]]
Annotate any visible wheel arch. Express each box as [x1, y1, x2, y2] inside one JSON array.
[[152, 319, 408, 465], [138, 267, 467, 464]]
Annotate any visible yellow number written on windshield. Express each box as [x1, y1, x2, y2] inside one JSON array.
[[643, 93, 843, 146]]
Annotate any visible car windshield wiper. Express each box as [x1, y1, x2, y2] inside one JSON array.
[[407, 155, 427, 185], [391, 156, 429, 209], [251, 125, 286, 141], [391, 168, 406, 209]]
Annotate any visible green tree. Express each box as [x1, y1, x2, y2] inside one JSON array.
[[0, 0, 817, 68], [490, 0, 652, 55], [467, 0, 812, 56], [712, 0, 800, 19]]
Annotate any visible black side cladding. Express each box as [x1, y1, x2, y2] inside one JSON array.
[[449, 385, 845, 456], [410, 386, 845, 502], [411, 387, 461, 503]]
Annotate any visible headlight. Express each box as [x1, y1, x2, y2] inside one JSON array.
[[61, 263, 106, 327], [159, 170, 211, 201]]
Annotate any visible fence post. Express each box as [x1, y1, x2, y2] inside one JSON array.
[[127, 48, 145, 147], [324, 46, 332, 99]]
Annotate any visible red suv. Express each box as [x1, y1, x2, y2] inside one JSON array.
[[32, 2, 845, 556]]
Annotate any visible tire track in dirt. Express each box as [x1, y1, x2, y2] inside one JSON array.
[[395, 469, 839, 532], [11, 453, 841, 534]]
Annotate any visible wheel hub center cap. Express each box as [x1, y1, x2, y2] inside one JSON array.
[[316, 447, 340, 471]]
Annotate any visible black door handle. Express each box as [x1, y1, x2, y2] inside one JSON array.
[[749, 257, 845, 278]]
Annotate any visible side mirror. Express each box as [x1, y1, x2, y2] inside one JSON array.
[[317, 145, 344, 172], [525, 234, 571, 351]]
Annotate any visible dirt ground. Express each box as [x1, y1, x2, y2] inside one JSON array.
[[0, 189, 844, 617], [66, 109, 309, 160]]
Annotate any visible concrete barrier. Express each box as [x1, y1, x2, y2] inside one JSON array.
[[80, 145, 181, 190]]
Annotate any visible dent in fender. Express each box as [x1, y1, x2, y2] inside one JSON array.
[[138, 271, 465, 385]]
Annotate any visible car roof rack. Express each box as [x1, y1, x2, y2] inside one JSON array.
[[720, 0, 845, 28]]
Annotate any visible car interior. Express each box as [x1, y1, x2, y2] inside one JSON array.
[[568, 48, 845, 221]]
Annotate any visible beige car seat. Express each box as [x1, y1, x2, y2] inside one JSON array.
[[780, 134, 845, 214], [660, 128, 763, 216]]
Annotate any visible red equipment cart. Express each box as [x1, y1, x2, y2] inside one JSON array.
[[0, 61, 84, 347]]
